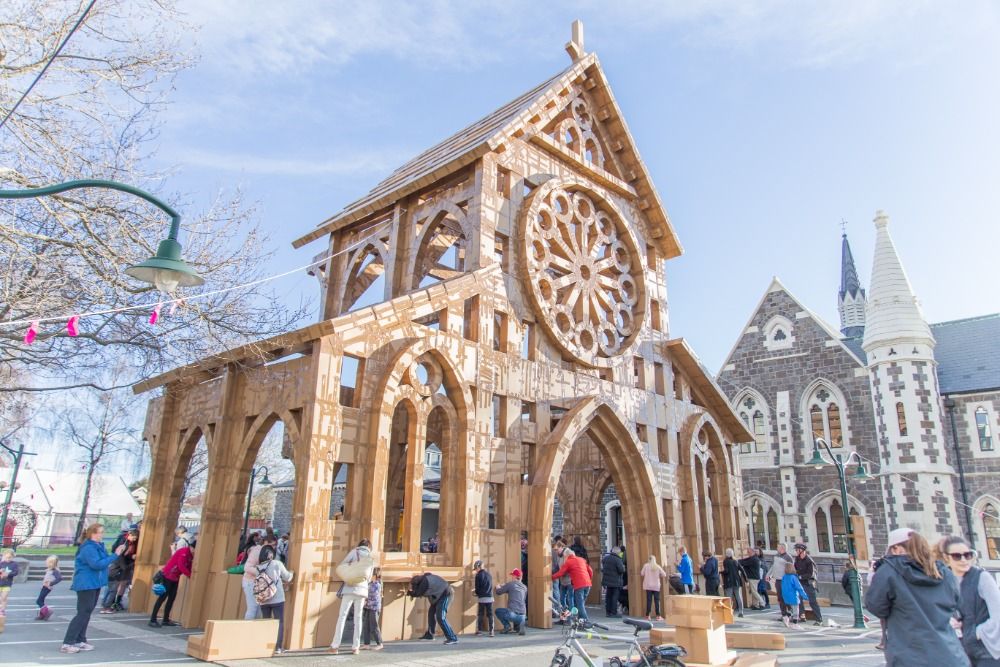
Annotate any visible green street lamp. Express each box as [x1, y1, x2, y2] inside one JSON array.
[[808, 437, 870, 629], [0, 179, 203, 293], [241, 465, 273, 553]]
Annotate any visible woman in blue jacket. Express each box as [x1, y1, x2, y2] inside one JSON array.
[[61, 524, 123, 654]]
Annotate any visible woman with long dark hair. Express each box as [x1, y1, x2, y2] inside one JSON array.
[[941, 535, 1000, 666], [865, 528, 969, 666], [61, 524, 124, 654]]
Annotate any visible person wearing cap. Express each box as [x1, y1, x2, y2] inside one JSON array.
[[864, 528, 969, 667], [495, 568, 528, 635], [793, 543, 822, 624], [473, 560, 495, 636]]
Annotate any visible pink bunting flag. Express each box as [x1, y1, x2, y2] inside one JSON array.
[[24, 320, 39, 344], [149, 303, 162, 325], [67, 315, 80, 337], [168, 299, 183, 316]]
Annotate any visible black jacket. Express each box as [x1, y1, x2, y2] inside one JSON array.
[[739, 555, 762, 580], [409, 573, 451, 603], [474, 570, 493, 598], [864, 555, 969, 667], [601, 553, 626, 588], [794, 554, 817, 583], [700, 556, 720, 583], [722, 557, 746, 589]]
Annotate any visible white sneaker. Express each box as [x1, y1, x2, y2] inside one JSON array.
[[76, 642, 95, 651], [60, 644, 81, 654]]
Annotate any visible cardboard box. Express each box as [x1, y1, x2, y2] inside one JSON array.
[[817, 597, 831, 607], [667, 596, 734, 628], [725, 630, 786, 650], [650, 626, 677, 645], [676, 625, 729, 665], [185, 619, 278, 661]]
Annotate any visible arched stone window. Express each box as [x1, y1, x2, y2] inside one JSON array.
[[802, 381, 850, 449], [807, 493, 864, 555], [976, 407, 994, 452], [896, 402, 908, 437], [762, 315, 794, 352], [732, 389, 771, 456], [746, 495, 781, 551], [984, 502, 1000, 560]]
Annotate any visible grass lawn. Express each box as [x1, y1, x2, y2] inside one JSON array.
[[16, 545, 80, 556]]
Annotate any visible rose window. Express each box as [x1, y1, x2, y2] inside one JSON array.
[[520, 181, 646, 364]]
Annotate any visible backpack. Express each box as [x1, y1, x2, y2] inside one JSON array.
[[253, 562, 278, 604]]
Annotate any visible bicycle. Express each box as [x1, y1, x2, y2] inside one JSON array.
[[548, 596, 687, 667]]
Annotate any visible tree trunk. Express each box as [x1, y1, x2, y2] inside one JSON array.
[[74, 460, 97, 544]]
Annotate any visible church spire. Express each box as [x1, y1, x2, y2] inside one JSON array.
[[838, 230, 866, 337], [862, 210, 934, 353]]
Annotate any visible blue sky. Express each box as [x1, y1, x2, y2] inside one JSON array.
[[153, 1, 1000, 373]]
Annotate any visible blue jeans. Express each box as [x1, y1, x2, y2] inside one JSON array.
[[495, 607, 526, 631], [560, 581, 574, 609], [428, 592, 457, 642], [573, 586, 591, 620]]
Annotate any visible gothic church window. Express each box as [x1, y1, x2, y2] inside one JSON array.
[[810, 495, 861, 554], [748, 497, 780, 550], [805, 383, 847, 448], [896, 403, 908, 437], [976, 407, 994, 452], [735, 392, 771, 455], [984, 503, 1000, 560]]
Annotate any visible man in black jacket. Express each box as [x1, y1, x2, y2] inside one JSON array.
[[793, 543, 823, 625], [739, 548, 765, 609], [700, 551, 720, 596], [601, 547, 626, 617], [722, 549, 746, 617], [408, 573, 458, 644]]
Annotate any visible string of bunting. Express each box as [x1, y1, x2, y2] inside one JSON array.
[[5, 219, 393, 344]]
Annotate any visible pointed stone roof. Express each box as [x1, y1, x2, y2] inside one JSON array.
[[839, 234, 863, 299], [292, 51, 682, 258], [862, 210, 934, 352]]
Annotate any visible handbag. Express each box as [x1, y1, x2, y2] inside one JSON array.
[[757, 579, 769, 594], [227, 563, 245, 575], [335, 549, 374, 586], [152, 569, 166, 585]]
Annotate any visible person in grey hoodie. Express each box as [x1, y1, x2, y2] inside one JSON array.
[[864, 528, 969, 667]]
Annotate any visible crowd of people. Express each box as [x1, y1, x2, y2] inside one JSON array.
[[6, 516, 999, 667]]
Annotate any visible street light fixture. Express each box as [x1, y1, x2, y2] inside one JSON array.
[[808, 437, 869, 629], [241, 465, 272, 550], [0, 179, 203, 293]]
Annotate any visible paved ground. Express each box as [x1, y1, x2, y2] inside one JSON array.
[[1, 590, 888, 666]]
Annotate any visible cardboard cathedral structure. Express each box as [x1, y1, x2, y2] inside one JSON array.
[[130, 23, 753, 650]]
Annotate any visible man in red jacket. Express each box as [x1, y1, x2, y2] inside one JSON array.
[[552, 547, 593, 620], [149, 540, 195, 627]]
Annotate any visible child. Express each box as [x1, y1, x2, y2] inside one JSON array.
[[0, 549, 19, 617], [362, 567, 383, 650], [36, 555, 62, 620], [780, 562, 808, 628]]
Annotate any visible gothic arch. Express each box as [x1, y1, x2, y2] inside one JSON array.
[[361, 337, 474, 563], [526, 396, 664, 628], [341, 242, 389, 312], [973, 495, 1000, 563], [731, 387, 773, 456], [744, 491, 783, 551], [410, 204, 470, 289]]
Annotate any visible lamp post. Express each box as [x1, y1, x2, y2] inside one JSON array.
[[943, 396, 975, 542], [0, 441, 38, 548], [241, 465, 272, 549], [0, 179, 203, 292], [807, 437, 871, 629]]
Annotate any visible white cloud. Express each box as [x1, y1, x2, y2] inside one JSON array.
[[176, 0, 518, 76], [176, 146, 412, 176], [599, 0, 999, 68]]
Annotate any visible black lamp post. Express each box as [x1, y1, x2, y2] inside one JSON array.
[[807, 437, 871, 629], [943, 396, 975, 542], [241, 465, 272, 548], [0, 441, 37, 548]]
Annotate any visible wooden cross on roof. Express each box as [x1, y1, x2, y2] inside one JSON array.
[[565, 20, 585, 62]]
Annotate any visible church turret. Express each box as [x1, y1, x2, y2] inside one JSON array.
[[862, 210, 958, 537], [838, 231, 866, 337]]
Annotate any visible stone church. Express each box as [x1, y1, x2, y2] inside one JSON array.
[[717, 211, 1000, 565]]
